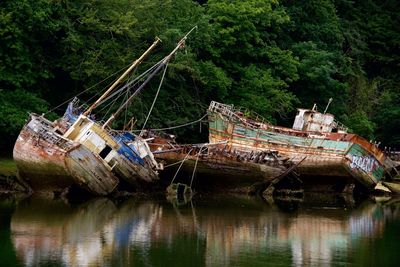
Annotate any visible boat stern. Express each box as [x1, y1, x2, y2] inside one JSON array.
[[344, 143, 385, 188]]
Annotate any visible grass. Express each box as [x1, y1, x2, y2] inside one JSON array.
[[0, 158, 17, 177]]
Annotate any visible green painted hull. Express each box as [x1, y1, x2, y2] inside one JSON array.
[[208, 111, 386, 189]]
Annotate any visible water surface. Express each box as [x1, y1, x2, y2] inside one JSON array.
[[1, 194, 399, 267]]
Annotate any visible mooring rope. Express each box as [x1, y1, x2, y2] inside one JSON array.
[[164, 159, 187, 168], [190, 144, 208, 188], [170, 148, 193, 185]]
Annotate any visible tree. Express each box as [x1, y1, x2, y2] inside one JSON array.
[[281, 0, 348, 118], [199, 0, 299, 120]]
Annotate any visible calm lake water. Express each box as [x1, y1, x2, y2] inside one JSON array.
[[1, 194, 400, 267]]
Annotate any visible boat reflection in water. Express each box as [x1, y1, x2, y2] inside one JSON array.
[[9, 196, 400, 267]]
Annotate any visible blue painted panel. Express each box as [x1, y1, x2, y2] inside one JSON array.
[[113, 132, 144, 165]]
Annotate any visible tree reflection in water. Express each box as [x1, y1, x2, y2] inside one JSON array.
[[3, 195, 400, 267]]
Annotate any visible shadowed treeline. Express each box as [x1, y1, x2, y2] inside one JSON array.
[[1, 0, 399, 151]]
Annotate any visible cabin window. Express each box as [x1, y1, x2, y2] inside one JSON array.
[[99, 145, 112, 159]]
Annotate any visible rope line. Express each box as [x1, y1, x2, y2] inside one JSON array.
[[96, 57, 164, 107], [44, 63, 133, 115], [190, 144, 207, 188], [164, 159, 187, 168], [170, 148, 193, 185], [140, 63, 169, 136], [134, 113, 208, 132]]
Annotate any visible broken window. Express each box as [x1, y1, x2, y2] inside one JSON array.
[[99, 145, 112, 159]]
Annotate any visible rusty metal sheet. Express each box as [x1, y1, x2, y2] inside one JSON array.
[[13, 118, 75, 192]]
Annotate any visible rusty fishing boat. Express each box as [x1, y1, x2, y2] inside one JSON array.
[[143, 131, 301, 193], [13, 30, 195, 196], [207, 101, 399, 193]]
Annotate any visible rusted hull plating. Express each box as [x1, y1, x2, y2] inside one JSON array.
[[208, 105, 387, 189], [13, 127, 73, 192], [13, 115, 118, 195], [148, 135, 289, 191]]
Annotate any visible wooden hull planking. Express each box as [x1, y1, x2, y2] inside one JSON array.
[[13, 126, 73, 192], [208, 108, 386, 189], [13, 115, 119, 195], [114, 155, 159, 186], [148, 135, 289, 191], [65, 145, 118, 195]]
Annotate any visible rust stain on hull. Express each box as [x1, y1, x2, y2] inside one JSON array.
[[147, 134, 290, 191], [65, 145, 118, 195], [207, 101, 393, 190], [13, 115, 119, 195], [13, 126, 73, 192]]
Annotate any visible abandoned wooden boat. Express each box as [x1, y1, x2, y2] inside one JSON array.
[[207, 101, 398, 192], [13, 40, 160, 195], [13, 114, 119, 195], [145, 132, 294, 192], [13, 30, 196, 195]]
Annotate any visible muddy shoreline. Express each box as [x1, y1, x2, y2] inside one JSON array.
[[0, 158, 25, 195], [0, 157, 395, 202]]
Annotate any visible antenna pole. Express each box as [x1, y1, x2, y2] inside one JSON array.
[[324, 98, 333, 114]]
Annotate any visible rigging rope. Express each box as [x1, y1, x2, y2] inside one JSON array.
[[44, 56, 164, 117], [96, 57, 164, 107], [133, 113, 208, 132], [140, 63, 169, 136], [44, 62, 134, 115], [164, 159, 187, 168]]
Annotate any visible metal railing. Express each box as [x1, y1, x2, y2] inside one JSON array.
[[208, 101, 271, 127]]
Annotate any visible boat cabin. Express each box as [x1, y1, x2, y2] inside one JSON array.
[[292, 108, 347, 133], [63, 115, 119, 167]]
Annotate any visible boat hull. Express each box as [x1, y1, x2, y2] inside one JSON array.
[[157, 157, 284, 192], [13, 124, 74, 193], [148, 138, 287, 192], [13, 115, 119, 195], [63, 115, 160, 190], [65, 145, 118, 195], [208, 109, 386, 189], [114, 155, 159, 186]]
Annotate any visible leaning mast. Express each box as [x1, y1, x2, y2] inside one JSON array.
[[102, 26, 197, 129], [83, 37, 161, 117]]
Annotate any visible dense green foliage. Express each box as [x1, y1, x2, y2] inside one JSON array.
[[1, 0, 399, 150]]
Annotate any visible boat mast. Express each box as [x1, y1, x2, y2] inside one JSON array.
[[102, 26, 197, 129], [83, 37, 161, 117]]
